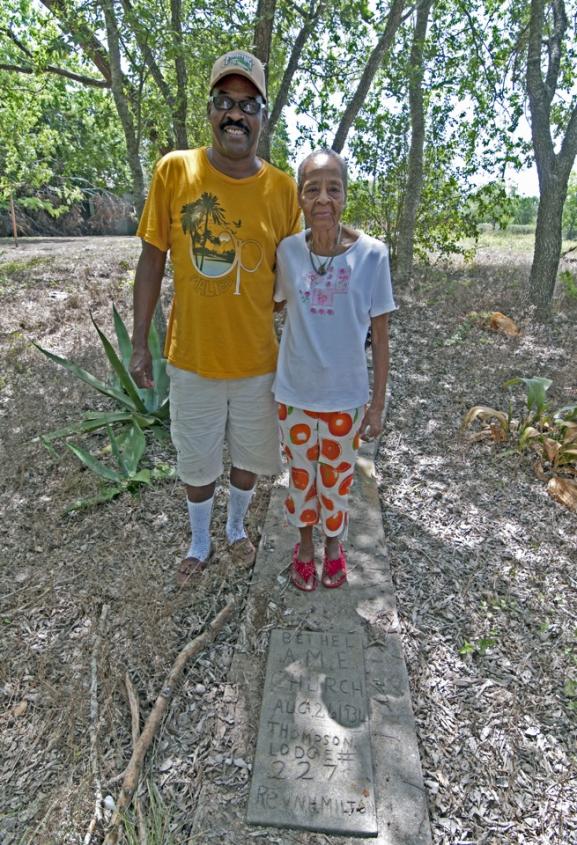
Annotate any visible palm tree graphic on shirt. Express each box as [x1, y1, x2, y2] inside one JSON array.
[[181, 193, 230, 273], [181, 192, 263, 295]]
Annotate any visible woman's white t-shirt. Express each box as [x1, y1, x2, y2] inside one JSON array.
[[273, 230, 397, 411]]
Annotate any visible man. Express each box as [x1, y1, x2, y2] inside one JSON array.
[[130, 50, 301, 585]]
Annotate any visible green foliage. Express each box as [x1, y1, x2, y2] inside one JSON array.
[[459, 633, 498, 657], [34, 306, 171, 507], [64, 424, 174, 512], [503, 376, 553, 422], [511, 193, 538, 226], [121, 782, 177, 845], [1, 0, 576, 268], [563, 174, 577, 239], [558, 270, 577, 300], [471, 182, 514, 230], [0, 11, 132, 211], [463, 377, 577, 489]]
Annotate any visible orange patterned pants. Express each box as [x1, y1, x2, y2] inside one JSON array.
[[277, 404, 363, 536]]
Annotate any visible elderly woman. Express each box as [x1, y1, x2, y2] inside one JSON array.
[[273, 148, 397, 591]]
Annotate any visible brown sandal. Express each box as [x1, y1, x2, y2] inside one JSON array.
[[176, 546, 214, 587], [228, 536, 256, 568]]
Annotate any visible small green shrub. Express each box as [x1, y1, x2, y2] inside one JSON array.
[[558, 269, 577, 300]]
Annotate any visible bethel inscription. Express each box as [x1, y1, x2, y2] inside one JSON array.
[[247, 629, 377, 837]]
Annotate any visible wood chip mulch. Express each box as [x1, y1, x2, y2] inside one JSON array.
[[0, 236, 575, 844]]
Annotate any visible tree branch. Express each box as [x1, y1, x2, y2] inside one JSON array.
[[1, 26, 34, 57], [559, 103, 577, 181], [39, 0, 113, 84], [102, 600, 236, 845], [332, 0, 409, 153], [120, 0, 173, 106], [0, 61, 110, 87], [82, 603, 110, 845], [268, 0, 324, 134], [527, 0, 555, 173], [544, 0, 567, 98]]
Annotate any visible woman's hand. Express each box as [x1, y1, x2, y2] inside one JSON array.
[[358, 403, 383, 441]]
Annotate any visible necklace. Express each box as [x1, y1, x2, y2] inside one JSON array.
[[308, 223, 342, 276]]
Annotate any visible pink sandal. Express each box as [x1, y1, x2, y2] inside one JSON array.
[[290, 544, 318, 592], [322, 544, 347, 588]]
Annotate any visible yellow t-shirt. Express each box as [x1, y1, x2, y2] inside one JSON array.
[[137, 148, 301, 378]]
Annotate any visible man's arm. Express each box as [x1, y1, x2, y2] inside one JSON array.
[[129, 240, 167, 388], [358, 313, 390, 440]]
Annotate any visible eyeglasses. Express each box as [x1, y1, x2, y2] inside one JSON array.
[[209, 94, 264, 115]]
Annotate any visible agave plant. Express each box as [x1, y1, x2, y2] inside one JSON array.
[[34, 306, 172, 505], [34, 305, 169, 443], [64, 422, 174, 512]]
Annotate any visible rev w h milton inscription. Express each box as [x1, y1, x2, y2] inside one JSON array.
[[246, 629, 378, 837]]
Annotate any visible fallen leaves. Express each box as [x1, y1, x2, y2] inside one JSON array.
[[461, 405, 509, 433], [487, 311, 521, 336], [12, 701, 28, 718], [547, 477, 577, 511]]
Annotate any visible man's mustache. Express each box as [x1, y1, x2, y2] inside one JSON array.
[[220, 118, 249, 133]]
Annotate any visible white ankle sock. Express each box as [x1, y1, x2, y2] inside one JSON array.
[[186, 496, 214, 561], [226, 485, 254, 543]]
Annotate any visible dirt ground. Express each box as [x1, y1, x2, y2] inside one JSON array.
[[0, 234, 575, 844]]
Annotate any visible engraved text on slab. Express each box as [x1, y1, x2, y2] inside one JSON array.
[[246, 629, 377, 837]]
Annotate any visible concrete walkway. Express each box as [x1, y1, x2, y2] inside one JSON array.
[[191, 433, 432, 843]]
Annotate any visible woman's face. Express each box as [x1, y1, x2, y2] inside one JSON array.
[[298, 154, 346, 232]]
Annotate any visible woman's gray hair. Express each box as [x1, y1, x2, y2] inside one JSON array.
[[297, 148, 348, 193]]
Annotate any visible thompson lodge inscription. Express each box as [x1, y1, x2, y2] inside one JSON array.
[[246, 629, 377, 837]]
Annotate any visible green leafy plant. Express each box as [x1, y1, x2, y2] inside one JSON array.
[[34, 306, 172, 507], [558, 269, 577, 300], [34, 305, 169, 444], [503, 376, 553, 429], [65, 422, 174, 512], [459, 634, 498, 657], [120, 781, 177, 845], [462, 377, 577, 510], [563, 678, 577, 713]]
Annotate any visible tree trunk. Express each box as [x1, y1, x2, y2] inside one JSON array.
[[258, 0, 326, 162], [170, 0, 188, 148], [331, 0, 407, 153], [253, 0, 277, 80], [396, 0, 433, 284], [9, 192, 18, 246], [253, 0, 277, 161], [529, 171, 567, 309], [526, 0, 577, 309], [100, 0, 145, 214]]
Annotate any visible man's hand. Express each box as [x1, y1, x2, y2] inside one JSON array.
[[131, 241, 167, 389], [130, 344, 154, 388], [358, 403, 383, 441]]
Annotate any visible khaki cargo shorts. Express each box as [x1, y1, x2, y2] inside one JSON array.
[[167, 364, 283, 486]]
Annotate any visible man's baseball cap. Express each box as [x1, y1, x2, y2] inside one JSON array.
[[209, 50, 267, 102]]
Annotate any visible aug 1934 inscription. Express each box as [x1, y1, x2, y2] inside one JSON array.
[[246, 629, 377, 837]]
